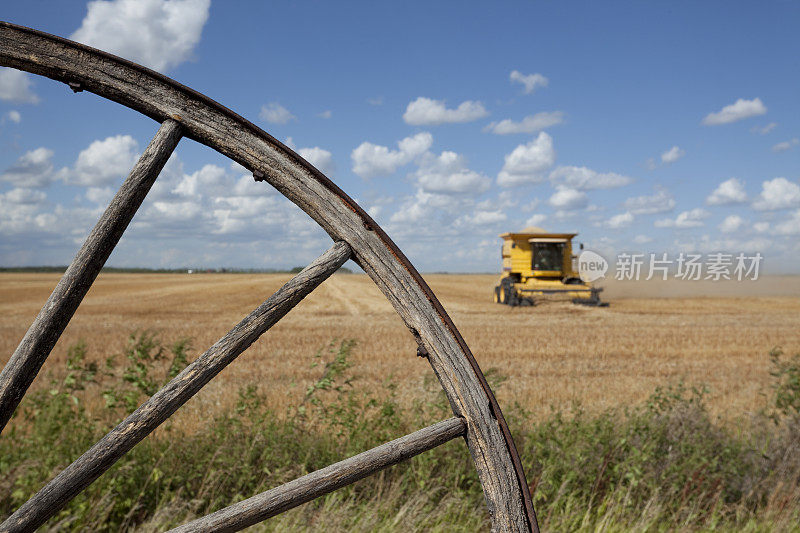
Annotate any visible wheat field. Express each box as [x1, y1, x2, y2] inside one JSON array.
[[2, 272, 800, 432]]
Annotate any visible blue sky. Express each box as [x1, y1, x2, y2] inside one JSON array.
[[1, 1, 798, 272]]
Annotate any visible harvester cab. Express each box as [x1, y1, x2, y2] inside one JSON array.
[[493, 226, 607, 307]]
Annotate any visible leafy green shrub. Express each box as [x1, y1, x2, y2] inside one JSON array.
[[101, 332, 191, 413], [1, 337, 799, 531], [770, 348, 800, 419]]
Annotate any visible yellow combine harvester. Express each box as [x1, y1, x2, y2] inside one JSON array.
[[493, 226, 607, 306]]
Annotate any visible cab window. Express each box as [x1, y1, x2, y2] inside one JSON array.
[[532, 242, 563, 271]]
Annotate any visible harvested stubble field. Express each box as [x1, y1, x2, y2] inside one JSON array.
[[2, 271, 799, 430]]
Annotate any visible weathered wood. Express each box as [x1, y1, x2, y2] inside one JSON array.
[[0, 118, 182, 433], [0, 22, 536, 532], [169, 417, 467, 533], [0, 242, 351, 533]]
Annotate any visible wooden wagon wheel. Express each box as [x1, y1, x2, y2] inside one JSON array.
[[0, 22, 538, 532]]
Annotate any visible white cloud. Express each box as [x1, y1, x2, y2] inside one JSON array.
[[413, 151, 490, 194], [702, 97, 767, 126], [485, 111, 564, 135], [85, 186, 115, 205], [5, 110, 21, 123], [144, 152, 184, 200], [211, 196, 280, 229], [1, 187, 46, 205], [752, 122, 777, 135], [367, 96, 383, 106], [623, 189, 675, 215], [398, 133, 435, 157], [474, 191, 519, 214], [259, 103, 296, 125], [0, 149, 338, 267], [660, 145, 685, 164], [150, 199, 203, 220], [497, 132, 555, 187], [518, 196, 538, 212], [403, 97, 488, 125], [137, 155, 312, 240], [317, 110, 332, 119], [462, 210, 507, 226], [0, 68, 40, 104], [173, 164, 226, 197], [604, 212, 634, 229], [719, 215, 744, 233], [165, 158, 271, 202], [509, 70, 548, 94], [71, 0, 210, 72], [553, 209, 579, 220], [68, 135, 139, 186], [0, 148, 58, 188], [526, 213, 546, 227], [0, 188, 52, 237], [389, 188, 458, 225], [351, 132, 432, 178], [548, 187, 587, 210], [351, 144, 405, 178], [654, 208, 709, 228], [297, 146, 335, 175], [633, 235, 653, 244], [752, 177, 800, 211], [775, 210, 800, 235], [706, 178, 747, 205], [772, 138, 799, 153], [754, 222, 769, 233], [385, 186, 503, 255], [388, 195, 425, 225], [549, 165, 632, 190]]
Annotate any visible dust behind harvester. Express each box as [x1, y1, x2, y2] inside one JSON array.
[[494, 226, 607, 307]]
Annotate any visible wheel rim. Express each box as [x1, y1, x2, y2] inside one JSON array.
[[0, 21, 537, 532]]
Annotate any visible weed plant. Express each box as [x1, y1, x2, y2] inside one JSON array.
[[1, 334, 799, 531]]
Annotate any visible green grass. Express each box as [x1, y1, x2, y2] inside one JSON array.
[[2, 335, 799, 531]]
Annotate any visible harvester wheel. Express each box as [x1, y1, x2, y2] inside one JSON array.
[[0, 22, 537, 533], [493, 286, 500, 303], [500, 278, 519, 307], [507, 288, 520, 307]]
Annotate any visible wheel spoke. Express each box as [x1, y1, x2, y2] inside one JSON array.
[[168, 417, 467, 533], [0, 241, 351, 533], [0, 119, 183, 433]]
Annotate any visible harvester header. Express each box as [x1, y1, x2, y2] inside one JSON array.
[[494, 226, 607, 306]]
